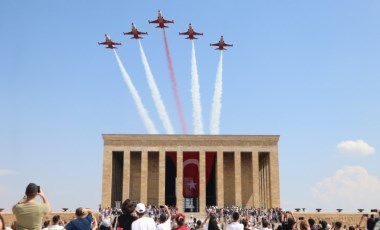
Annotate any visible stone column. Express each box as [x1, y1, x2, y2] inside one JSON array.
[[176, 149, 184, 212], [141, 150, 148, 205], [234, 151, 242, 206], [122, 148, 131, 201], [158, 150, 166, 205], [269, 147, 280, 207], [216, 150, 224, 207], [199, 150, 206, 212], [252, 150, 259, 207], [102, 146, 112, 208], [264, 156, 269, 208]]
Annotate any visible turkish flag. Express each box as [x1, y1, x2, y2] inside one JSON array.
[[183, 152, 199, 198]]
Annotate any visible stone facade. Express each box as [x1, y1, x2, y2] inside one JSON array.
[[102, 134, 281, 212]]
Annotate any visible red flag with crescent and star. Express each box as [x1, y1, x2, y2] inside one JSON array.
[[183, 152, 199, 198]]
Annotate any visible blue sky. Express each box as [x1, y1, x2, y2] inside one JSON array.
[[1, 0, 379, 212]]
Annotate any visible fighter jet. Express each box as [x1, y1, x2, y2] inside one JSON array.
[[98, 34, 122, 49], [123, 23, 148, 39], [210, 36, 233, 50], [179, 23, 203, 40], [148, 10, 174, 28]]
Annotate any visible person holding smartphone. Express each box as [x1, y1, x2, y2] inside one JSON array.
[[12, 183, 51, 230]]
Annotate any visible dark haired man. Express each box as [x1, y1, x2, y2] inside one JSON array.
[[226, 212, 243, 230], [12, 183, 51, 230], [157, 205, 171, 230], [114, 199, 138, 230], [48, 215, 64, 230], [65, 207, 97, 230]]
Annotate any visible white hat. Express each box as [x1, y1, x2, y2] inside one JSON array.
[[135, 203, 146, 213]]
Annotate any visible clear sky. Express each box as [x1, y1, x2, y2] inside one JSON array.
[[1, 0, 379, 213]]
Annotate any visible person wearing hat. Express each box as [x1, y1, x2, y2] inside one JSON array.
[[131, 203, 156, 230], [12, 183, 51, 230], [174, 213, 188, 230], [99, 218, 112, 230], [65, 207, 97, 230]]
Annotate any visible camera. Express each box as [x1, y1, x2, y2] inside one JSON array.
[[159, 205, 164, 209], [37, 186, 41, 193]]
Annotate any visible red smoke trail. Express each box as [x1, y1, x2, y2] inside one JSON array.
[[163, 29, 188, 134]]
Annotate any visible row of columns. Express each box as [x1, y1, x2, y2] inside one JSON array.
[[115, 149, 273, 210]]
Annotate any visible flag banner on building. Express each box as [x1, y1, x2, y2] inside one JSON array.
[[183, 152, 199, 197], [166, 151, 216, 198]]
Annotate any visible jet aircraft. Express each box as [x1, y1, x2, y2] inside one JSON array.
[[179, 23, 203, 39], [123, 23, 148, 39], [98, 34, 122, 49], [148, 10, 174, 28], [210, 36, 233, 50]]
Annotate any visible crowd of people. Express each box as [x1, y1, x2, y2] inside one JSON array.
[[1, 183, 380, 230]]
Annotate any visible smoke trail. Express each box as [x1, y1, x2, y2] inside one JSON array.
[[210, 51, 223, 134], [138, 40, 174, 134], [113, 50, 158, 134], [163, 29, 188, 134], [191, 41, 204, 134]]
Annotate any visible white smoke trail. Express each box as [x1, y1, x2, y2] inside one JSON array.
[[210, 52, 223, 134], [138, 40, 174, 134], [113, 50, 158, 134], [191, 41, 204, 134]]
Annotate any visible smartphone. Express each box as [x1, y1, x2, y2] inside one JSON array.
[[37, 186, 41, 193], [159, 205, 164, 209]]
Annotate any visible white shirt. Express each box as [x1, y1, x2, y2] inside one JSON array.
[[227, 222, 244, 230], [157, 219, 171, 230], [132, 217, 156, 230], [48, 225, 64, 230]]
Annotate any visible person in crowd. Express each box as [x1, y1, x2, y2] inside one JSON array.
[[226, 212, 243, 230], [308, 218, 318, 230], [42, 221, 50, 230], [208, 214, 220, 230], [367, 215, 376, 230], [241, 219, 250, 230], [318, 221, 328, 230], [332, 222, 342, 230], [157, 205, 171, 230], [194, 220, 203, 230], [174, 213, 188, 230], [99, 219, 112, 230], [281, 211, 295, 230], [12, 183, 51, 230], [261, 220, 271, 230], [114, 199, 138, 230], [48, 215, 64, 230], [131, 203, 156, 230], [0, 215, 5, 230], [65, 207, 97, 230]]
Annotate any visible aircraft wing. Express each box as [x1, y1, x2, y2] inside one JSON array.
[[98, 42, 107, 45], [224, 43, 233, 47], [179, 32, 189, 35], [124, 31, 133, 35], [194, 32, 203, 36], [112, 42, 122, 45], [163, 19, 174, 23], [149, 19, 159, 24], [137, 31, 148, 35], [210, 43, 219, 46]]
